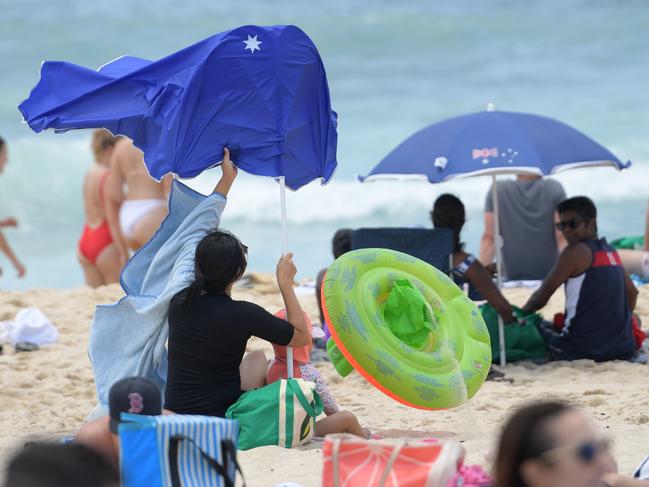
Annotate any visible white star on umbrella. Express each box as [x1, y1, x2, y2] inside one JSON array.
[[243, 35, 262, 53]]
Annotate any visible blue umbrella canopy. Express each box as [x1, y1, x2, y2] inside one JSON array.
[[360, 107, 630, 183], [19, 25, 338, 191]]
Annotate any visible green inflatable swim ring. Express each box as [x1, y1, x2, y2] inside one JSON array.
[[322, 248, 491, 410]]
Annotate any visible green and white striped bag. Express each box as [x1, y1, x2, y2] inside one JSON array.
[[225, 378, 323, 450]]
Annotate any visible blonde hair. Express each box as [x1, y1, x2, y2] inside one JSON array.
[[91, 129, 122, 158]]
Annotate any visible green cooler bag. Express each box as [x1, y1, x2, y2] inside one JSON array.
[[482, 304, 547, 361], [225, 377, 323, 450]]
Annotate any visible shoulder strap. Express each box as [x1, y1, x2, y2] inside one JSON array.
[[287, 379, 324, 417], [168, 435, 245, 487]]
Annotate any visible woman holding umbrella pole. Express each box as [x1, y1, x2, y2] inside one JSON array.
[[164, 148, 367, 438]]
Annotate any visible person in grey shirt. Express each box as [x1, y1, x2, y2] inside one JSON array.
[[479, 175, 567, 280]]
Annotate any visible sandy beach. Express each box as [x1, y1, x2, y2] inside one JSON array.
[[1, 278, 649, 486]]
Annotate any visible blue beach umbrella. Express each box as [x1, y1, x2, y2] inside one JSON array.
[[19, 24, 338, 191], [360, 103, 629, 183], [20, 24, 339, 376], [360, 104, 631, 366]]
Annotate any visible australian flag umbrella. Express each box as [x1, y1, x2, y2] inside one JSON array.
[[360, 103, 629, 184], [360, 103, 631, 366], [20, 24, 339, 376], [19, 24, 338, 191]]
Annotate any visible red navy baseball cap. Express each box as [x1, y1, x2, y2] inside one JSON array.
[[108, 377, 162, 434]]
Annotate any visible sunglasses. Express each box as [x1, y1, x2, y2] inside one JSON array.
[[555, 217, 589, 231], [541, 438, 610, 464]]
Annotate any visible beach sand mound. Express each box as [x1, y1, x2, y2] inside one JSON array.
[[1, 280, 648, 486]]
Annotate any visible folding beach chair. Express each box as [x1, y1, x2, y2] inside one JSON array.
[[351, 227, 482, 300], [351, 227, 455, 274]]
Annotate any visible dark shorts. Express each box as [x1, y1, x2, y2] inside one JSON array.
[[538, 321, 581, 361]]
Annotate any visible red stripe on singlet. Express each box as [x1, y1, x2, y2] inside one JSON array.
[[592, 250, 622, 268]]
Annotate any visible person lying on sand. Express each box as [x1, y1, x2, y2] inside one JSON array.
[[75, 377, 163, 467], [522, 196, 638, 362]]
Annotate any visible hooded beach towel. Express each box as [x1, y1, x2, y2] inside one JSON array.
[[88, 180, 226, 417]]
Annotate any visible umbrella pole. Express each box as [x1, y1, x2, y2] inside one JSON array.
[[492, 175, 506, 367], [279, 176, 294, 379]]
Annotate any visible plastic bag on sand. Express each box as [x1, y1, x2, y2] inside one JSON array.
[[4, 308, 58, 346]]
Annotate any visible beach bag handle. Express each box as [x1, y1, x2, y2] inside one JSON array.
[[377, 443, 405, 487], [168, 435, 245, 487], [287, 378, 324, 418]]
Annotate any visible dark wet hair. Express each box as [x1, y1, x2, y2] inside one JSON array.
[[557, 196, 597, 220], [332, 229, 352, 259], [4, 442, 119, 487], [184, 230, 248, 305], [493, 401, 573, 487], [431, 193, 465, 253], [0, 136, 5, 151]]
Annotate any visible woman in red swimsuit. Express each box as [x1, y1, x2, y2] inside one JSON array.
[[77, 130, 123, 287]]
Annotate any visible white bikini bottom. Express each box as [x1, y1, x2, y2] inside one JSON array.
[[119, 199, 166, 239]]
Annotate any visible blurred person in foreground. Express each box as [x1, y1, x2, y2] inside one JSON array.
[[493, 400, 649, 487], [78, 130, 123, 287], [0, 136, 26, 279], [3, 442, 118, 487]]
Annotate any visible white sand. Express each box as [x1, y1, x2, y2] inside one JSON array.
[[1, 278, 648, 486]]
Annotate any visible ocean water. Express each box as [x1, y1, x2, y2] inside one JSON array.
[[0, 0, 647, 290]]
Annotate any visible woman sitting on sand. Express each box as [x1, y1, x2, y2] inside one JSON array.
[[163, 150, 367, 438], [431, 193, 515, 323]]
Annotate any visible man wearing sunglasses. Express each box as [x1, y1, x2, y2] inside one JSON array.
[[521, 196, 638, 362]]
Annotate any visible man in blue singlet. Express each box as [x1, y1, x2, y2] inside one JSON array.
[[522, 196, 637, 361]]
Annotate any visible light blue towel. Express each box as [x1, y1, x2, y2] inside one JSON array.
[[88, 180, 226, 416]]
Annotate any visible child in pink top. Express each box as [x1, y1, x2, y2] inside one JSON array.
[[267, 309, 340, 415]]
